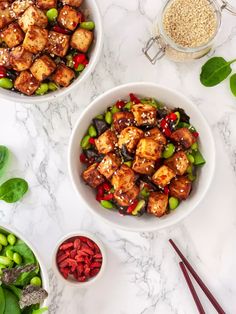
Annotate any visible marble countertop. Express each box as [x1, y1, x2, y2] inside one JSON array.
[[0, 0, 236, 313]]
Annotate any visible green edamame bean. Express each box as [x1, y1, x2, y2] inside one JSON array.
[[0, 78, 13, 89], [0, 234, 8, 246], [132, 200, 145, 216], [191, 142, 198, 151], [95, 114, 104, 120], [76, 64, 85, 72], [35, 83, 49, 96], [80, 21, 95, 30], [48, 82, 58, 91], [5, 249, 14, 260], [187, 165, 193, 174], [46, 8, 58, 22], [7, 233, 16, 246], [105, 111, 112, 124], [66, 55, 74, 68], [124, 161, 132, 167], [0, 244, 2, 252], [111, 105, 120, 114], [100, 200, 113, 209], [30, 276, 42, 286], [140, 188, 149, 199], [88, 125, 97, 137], [0, 256, 12, 266], [81, 135, 91, 149], [188, 173, 196, 181], [124, 102, 132, 110], [187, 154, 195, 164], [13, 252, 22, 265], [162, 143, 175, 159], [169, 197, 179, 210]]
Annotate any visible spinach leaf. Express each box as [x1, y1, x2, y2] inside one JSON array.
[[0, 146, 9, 175], [3, 285, 22, 299], [0, 286, 5, 314], [14, 268, 39, 287], [200, 57, 236, 87], [12, 240, 36, 264], [230, 73, 236, 96], [0, 178, 28, 203], [32, 307, 48, 314], [3, 289, 21, 314]]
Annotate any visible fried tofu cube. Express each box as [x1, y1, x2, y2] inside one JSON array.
[[23, 26, 48, 54], [164, 151, 189, 175], [0, 4, 14, 29], [147, 192, 168, 217], [114, 185, 139, 207], [131, 104, 157, 126], [47, 31, 70, 57], [152, 165, 175, 188], [58, 5, 79, 31], [30, 55, 56, 81], [36, 0, 57, 9], [118, 126, 144, 153], [113, 111, 134, 133], [111, 164, 135, 193], [132, 155, 155, 175], [14, 70, 40, 95], [170, 176, 192, 200], [1, 23, 24, 48], [51, 64, 75, 87], [97, 153, 121, 180], [11, 0, 34, 17], [170, 127, 196, 149], [62, 0, 83, 7], [18, 5, 47, 32], [71, 28, 93, 53], [82, 163, 105, 189], [0, 47, 10, 67], [95, 129, 117, 155], [10, 45, 33, 71], [145, 127, 166, 146], [136, 138, 162, 161]]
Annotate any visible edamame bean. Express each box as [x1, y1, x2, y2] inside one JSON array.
[[80, 21, 95, 30], [76, 64, 85, 72], [111, 105, 120, 114], [66, 54, 74, 68], [0, 78, 13, 89], [105, 111, 112, 124], [48, 82, 58, 91], [188, 173, 196, 181], [124, 102, 132, 110], [13, 252, 22, 265], [88, 125, 97, 137], [95, 114, 104, 120], [80, 135, 91, 149], [191, 142, 198, 151], [5, 249, 14, 260], [100, 200, 113, 209], [7, 233, 16, 246], [162, 143, 175, 159], [187, 165, 193, 174], [187, 154, 195, 164], [124, 161, 132, 167], [35, 83, 49, 96], [46, 8, 58, 22], [0, 234, 8, 246], [30, 276, 42, 287], [140, 188, 149, 199], [0, 256, 12, 266], [169, 197, 179, 210]]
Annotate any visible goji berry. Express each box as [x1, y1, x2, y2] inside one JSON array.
[[81, 247, 94, 256], [70, 249, 77, 259], [129, 93, 140, 104], [102, 193, 114, 201], [93, 253, 102, 259], [59, 259, 69, 268], [77, 12, 85, 22], [60, 242, 73, 251], [192, 132, 199, 138], [57, 253, 68, 263], [77, 264, 84, 274], [78, 276, 86, 282], [60, 267, 70, 279], [86, 238, 95, 249], [80, 153, 88, 164], [74, 238, 81, 249], [90, 268, 100, 277], [89, 137, 95, 145], [0, 66, 6, 78], [102, 182, 111, 191], [116, 100, 125, 109], [90, 262, 102, 269]]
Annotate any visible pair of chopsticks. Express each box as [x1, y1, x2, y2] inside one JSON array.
[[169, 239, 225, 314]]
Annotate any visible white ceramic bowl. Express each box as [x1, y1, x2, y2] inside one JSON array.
[[52, 231, 106, 287], [0, 223, 49, 310], [68, 82, 215, 232], [0, 0, 103, 104]]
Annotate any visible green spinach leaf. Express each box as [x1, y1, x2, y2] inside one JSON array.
[[14, 268, 38, 287], [230, 73, 236, 96], [0, 146, 9, 175], [0, 178, 28, 203], [3, 289, 21, 314], [0, 286, 5, 314], [3, 285, 22, 299], [12, 240, 36, 264]]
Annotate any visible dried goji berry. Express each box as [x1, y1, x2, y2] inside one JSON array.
[[129, 93, 140, 104], [86, 238, 95, 249], [116, 100, 125, 109], [59, 259, 69, 268], [60, 242, 73, 251], [74, 238, 81, 249], [192, 132, 199, 138], [90, 268, 100, 277], [60, 267, 70, 279], [57, 253, 68, 263], [90, 262, 102, 269], [78, 276, 86, 282], [93, 253, 102, 259], [102, 182, 111, 191], [102, 193, 114, 201]]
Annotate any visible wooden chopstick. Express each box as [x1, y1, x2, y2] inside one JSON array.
[[169, 239, 225, 314], [179, 261, 206, 314]]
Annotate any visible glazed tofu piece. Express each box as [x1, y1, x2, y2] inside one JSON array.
[[131, 104, 157, 126], [118, 126, 144, 153], [132, 155, 155, 175], [51, 64, 75, 87], [95, 129, 117, 155], [58, 5, 79, 31], [30, 55, 56, 81], [0, 4, 14, 29], [23, 26, 48, 54], [169, 176, 192, 200], [47, 31, 70, 57], [1, 23, 24, 48], [14, 70, 40, 95], [136, 138, 162, 161], [82, 163, 105, 189], [152, 165, 175, 188], [114, 185, 139, 207], [18, 5, 48, 32], [10, 46, 33, 71], [113, 111, 134, 133], [164, 151, 189, 175], [71, 28, 93, 53], [147, 192, 168, 217], [145, 127, 166, 146], [36, 0, 57, 9], [62, 0, 83, 7], [111, 164, 136, 193], [11, 0, 34, 17], [170, 127, 196, 149], [0, 47, 10, 67], [97, 153, 121, 180]]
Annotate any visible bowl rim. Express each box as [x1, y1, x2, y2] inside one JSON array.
[[68, 82, 216, 232], [0, 0, 103, 104], [52, 231, 106, 287], [0, 223, 50, 309]]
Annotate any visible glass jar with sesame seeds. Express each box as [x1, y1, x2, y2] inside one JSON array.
[[143, 0, 236, 63]]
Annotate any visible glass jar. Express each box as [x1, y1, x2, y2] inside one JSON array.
[[143, 0, 236, 63]]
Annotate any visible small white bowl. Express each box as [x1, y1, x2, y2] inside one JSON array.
[[0, 0, 103, 103], [68, 82, 215, 232], [0, 223, 49, 310], [52, 231, 106, 287]]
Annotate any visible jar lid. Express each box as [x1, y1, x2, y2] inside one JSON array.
[[220, 0, 236, 15]]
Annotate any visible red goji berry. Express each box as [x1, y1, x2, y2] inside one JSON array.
[[60, 242, 74, 251], [93, 253, 102, 259], [89, 137, 95, 145], [129, 93, 140, 104], [74, 238, 81, 249], [101, 193, 114, 201], [57, 253, 68, 264], [84, 267, 90, 277], [86, 239, 95, 249], [77, 264, 84, 274], [77, 12, 85, 22], [102, 182, 111, 191], [80, 153, 88, 164], [59, 259, 69, 268], [90, 262, 102, 269], [90, 268, 100, 277], [70, 249, 77, 259], [192, 132, 199, 138], [81, 247, 94, 256], [78, 276, 86, 282], [0, 66, 6, 78], [116, 100, 125, 109], [60, 267, 70, 279]]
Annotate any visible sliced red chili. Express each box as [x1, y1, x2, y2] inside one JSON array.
[[89, 137, 95, 145], [164, 186, 169, 195], [127, 200, 138, 214], [73, 53, 86, 69], [52, 25, 70, 34], [192, 132, 199, 138], [116, 100, 125, 109], [102, 182, 112, 192], [129, 93, 140, 104], [102, 193, 114, 201], [168, 112, 177, 121]]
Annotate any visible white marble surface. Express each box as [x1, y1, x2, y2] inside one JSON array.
[[0, 0, 236, 313]]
